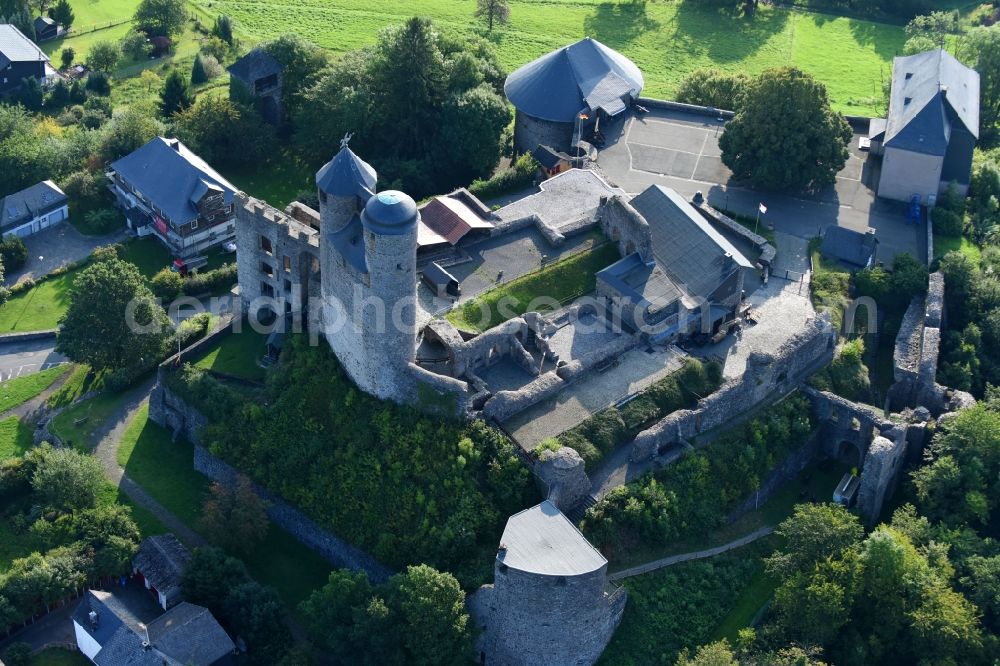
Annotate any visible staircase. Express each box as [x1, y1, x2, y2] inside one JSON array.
[[566, 493, 599, 523]]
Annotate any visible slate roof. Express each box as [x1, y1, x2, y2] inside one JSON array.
[[93, 626, 164, 666], [422, 261, 458, 288], [110, 137, 238, 226], [226, 47, 282, 83], [630, 185, 752, 299], [0, 24, 49, 69], [316, 145, 377, 199], [1, 180, 67, 231], [596, 252, 681, 316], [498, 501, 606, 577], [146, 602, 235, 665], [73, 590, 128, 648], [417, 194, 493, 247], [504, 37, 644, 123], [531, 144, 572, 170], [884, 48, 979, 155], [329, 216, 368, 273], [132, 534, 190, 607], [820, 226, 878, 268]]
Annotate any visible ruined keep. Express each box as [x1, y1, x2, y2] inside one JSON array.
[[235, 142, 468, 409], [470, 501, 627, 665]]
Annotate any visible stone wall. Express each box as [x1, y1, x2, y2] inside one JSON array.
[[690, 199, 776, 266], [193, 444, 392, 582], [513, 110, 575, 154], [727, 428, 822, 522], [596, 196, 652, 260], [631, 315, 836, 461]]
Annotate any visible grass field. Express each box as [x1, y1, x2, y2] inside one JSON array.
[[0, 365, 70, 414], [0, 268, 81, 332], [50, 387, 134, 452], [120, 236, 174, 278], [30, 648, 91, 666], [934, 232, 982, 264], [448, 239, 621, 332], [199, 0, 904, 116], [0, 416, 34, 460], [117, 405, 332, 610], [191, 329, 268, 381]]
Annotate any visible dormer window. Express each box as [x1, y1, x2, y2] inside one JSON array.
[[904, 97, 912, 105], [905, 72, 913, 80]]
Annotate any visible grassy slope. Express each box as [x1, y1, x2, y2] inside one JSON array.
[[190, 329, 268, 381], [0, 268, 80, 332], [0, 365, 70, 414], [202, 0, 903, 115], [0, 416, 34, 460], [117, 405, 332, 610]]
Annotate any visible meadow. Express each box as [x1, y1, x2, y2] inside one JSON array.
[[195, 0, 905, 116]]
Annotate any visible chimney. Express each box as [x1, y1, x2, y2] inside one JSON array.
[[88, 610, 98, 628]]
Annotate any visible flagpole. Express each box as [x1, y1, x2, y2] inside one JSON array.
[[754, 208, 760, 235]]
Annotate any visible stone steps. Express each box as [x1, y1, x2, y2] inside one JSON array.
[[566, 493, 598, 523]]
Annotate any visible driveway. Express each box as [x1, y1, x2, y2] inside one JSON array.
[[4, 222, 128, 286], [0, 337, 67, 381], [597, 109, 925, 263]]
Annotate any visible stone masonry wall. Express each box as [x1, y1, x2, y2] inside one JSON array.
[[513, 110, 575, 155], [596, 196, 652, 260], [727, 428, 822, 522]]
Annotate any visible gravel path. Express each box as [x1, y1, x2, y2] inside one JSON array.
[[608, 526, 776, 581], [90, 378, 207, 548]]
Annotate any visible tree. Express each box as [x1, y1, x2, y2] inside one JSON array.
[[50, 0, 73, 27], [388, 565, 474, 666], [211, 14, 234, 45], [199, 475, 269, 556], [16, 76, 43, 110], [99, 104, 163, 162], [299, 569, 377, 661], [766, 503, 864, 578], [29, 445, 105, 511], [223, 582, 293, 665], [888, 252, 929, 302], [59, 46, 74, 69], [190, 53, 207, 84], [56, 258, 170, 371], [181, 547, 250, 610], [263, 33, 329, 120], [120, 29, 149, 60], [139, 68, 161, 93], [173, 95, 275, 165], [676, 68, 750, 112], [475, 0, 510, 32], [133, 0, 186, 37], [905, 11, 959, 48], [159, 69, 192, 117], [1, 643, 31, 666], [675, 640, 738, 666], [48, 77, 70, 106], [87, 40, 120, 73], [0, 235, 28, 273], [719, 67, 851, 191], [962, 25, 1000, 141]]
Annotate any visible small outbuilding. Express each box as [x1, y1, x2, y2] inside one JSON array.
[[228, 47, 284, 125], [33, 16, 58, 41], [132, 533, 191, 611], [820, 226, 878, 269], [422, 261, 460, 298], [871, 48, 979, 205], [505, 37, 644, 154], [531, 144, 573, 178], [1, 179, 68, 239]]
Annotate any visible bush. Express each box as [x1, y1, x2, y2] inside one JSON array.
[[121, 29, 150, 60], [676, 68, 750, 111], [468, 153, 539, 201], [932, 206, 964, 237], [201, 36, 229, 62], [809, 338, 871, 401], [182, 262, 237, 296], [151, 267, 183, 299], [85, 71, 111, 96], [1, 642, 31, 666], [82, 209, 122, 235], [191, 53, 208, 84], [0, 236, 28, 273]]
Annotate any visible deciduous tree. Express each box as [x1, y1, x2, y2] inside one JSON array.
[[475, 0, 510, 32], [133, 0, 186, 37], [86, 40, 120, 73], [29, 445, 105, 511], [199, 475, 269, 555]]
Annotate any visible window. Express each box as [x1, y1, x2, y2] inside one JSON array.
[[260, 235, 273, 255], [283, 256, 291, 272], [261, 282, 275, 297], [284, 279, 292, 292], [190, 220, 198, 230], [261, 261, 274, 277]]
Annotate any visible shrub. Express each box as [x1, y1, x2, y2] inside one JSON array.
[[191, 53, 208, 84], [1, 642, 31, 666], [932, 206, 964, 237], [0, 236, 28, 273], [201, 36, 229, 62], [82, 209, 122, 235], [85, 71, 111, 96], [120, 29, 150, 60], [468, 153, 538, 201], [151, 267, 183, 299], [676, 68, 750, 111], [809, 338, 871, 402], [182, 262, 237, 296], [201, 55, 223, 79]]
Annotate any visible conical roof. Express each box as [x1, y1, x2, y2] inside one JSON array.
[[316, 145, 378, 198], [504, 37, 644, 123]]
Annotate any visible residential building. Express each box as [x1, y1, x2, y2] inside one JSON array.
[[227, 47, 283, 125], [132, 534, 190, 611], [870, 48, 979, 204], [0, 180, 68, 238], [108, 137, 239, 258], [73, 590, 234, 666], [0, 24, 53, 95]]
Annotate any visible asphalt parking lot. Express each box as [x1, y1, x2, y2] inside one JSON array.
[[0, 337, 67, 382]]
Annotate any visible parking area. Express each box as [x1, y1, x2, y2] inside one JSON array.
[[598, 108, 925, 263]]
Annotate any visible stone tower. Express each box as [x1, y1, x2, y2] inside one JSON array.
[[316, 143, 419, 400], [470, 501, 627, 665]]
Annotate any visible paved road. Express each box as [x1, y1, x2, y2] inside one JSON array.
[[0, 338, 67, 381], [597, 109, 925, 264], [608, 526, 776, 580]]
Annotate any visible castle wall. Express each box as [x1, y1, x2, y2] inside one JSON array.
[[513, 110, 575, 154], [472, 565, 626, 666], [597, 196, 652, 260]]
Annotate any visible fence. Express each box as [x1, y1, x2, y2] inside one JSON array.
[[63, 18, 133, 39]]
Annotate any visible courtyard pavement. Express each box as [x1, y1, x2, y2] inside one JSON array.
[[4, 222, 128, 286], [596, 108, 926, 264], [0, 337, 67, 381]]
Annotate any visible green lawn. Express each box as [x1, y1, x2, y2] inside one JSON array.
[[448, 238, 621, 332], [0, 365, 70, 414], [96, 481, 168, 538], [0, 416, 34, 460], [0, 268, 80, 332], [201, 0, 904, 116], [120, 237, 174, 278], [219, 151, 314, 210], [117, 405, 332, 609], [46, 365, 107, 409], [30, 648, 91, 666], [190, 329, 268, 381], [934, 233, 982, 264], [709, 564, 779, 643], [49, 388, 133, 452]]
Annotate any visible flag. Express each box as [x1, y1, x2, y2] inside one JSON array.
[[758, 203, 767, 215]]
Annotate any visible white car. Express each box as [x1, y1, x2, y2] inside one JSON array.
[[222, 241, 237, 253]]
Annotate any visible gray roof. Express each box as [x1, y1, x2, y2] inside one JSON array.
[[596, 252, 681, 315], [885, 48, 979, 155], [494, 168, 624, 234], [329, 215, 367, 273], [146, 602, 235, 665], [73, 590, 127, 648], [110, 137, 238, 226], [630, 185, 753, 299], [226, 47, 282, 83], [505, 37, 644, 123], [93, 626, 164, 666], [0, 24, 49, 69], [820, 225, 878, 267], [132, 534, 190, 606], [1, 180, 67, 231], [316, 145, 378, 199], [422, 261, 458, 287], [498, 500, 606, 577], [362, 190, 418, 236]]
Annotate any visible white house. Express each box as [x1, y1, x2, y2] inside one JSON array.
[[0, 180, 68, 238]]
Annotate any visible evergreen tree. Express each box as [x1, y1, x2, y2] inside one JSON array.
[[159, 69, 192, 116], [190, 53, 207, 84], [50, 0, 73, 28], [59, 46, 74, 69], [16, 76, 43, 110]]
